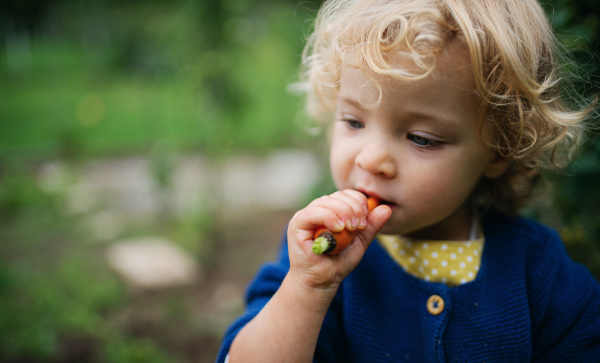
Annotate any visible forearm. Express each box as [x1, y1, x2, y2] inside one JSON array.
[[228, 273, 337, 363]]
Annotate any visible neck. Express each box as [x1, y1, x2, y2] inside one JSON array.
[[404, 207, 473, 241]]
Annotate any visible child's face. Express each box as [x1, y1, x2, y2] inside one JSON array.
[[330, 49, 503, 240]]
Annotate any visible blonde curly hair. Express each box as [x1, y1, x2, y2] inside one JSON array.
[[298, 0, 594, 215]]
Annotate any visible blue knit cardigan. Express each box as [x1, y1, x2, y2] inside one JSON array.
[[216, 210, 600, 362]]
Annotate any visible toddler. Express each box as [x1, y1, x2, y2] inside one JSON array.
[[217, 0, 600, 361]]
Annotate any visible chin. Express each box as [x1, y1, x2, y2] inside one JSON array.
[[378, 223, 404, 236], [377, 216, 426, 237]]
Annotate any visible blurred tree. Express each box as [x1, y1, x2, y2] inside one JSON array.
[[540, 0, 600, 276], [0, 0, 57, 35]]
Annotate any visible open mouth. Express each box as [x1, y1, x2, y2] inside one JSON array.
[[361, 191, 396, 208], [379, 199, 397, 209]]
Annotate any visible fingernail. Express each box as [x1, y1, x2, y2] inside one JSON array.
[[345, 219, 353, 230], [336, 220, 346, 231], [359, 217, 367, 228]]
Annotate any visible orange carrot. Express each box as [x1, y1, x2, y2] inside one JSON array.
[[312, 197, 380, 255]]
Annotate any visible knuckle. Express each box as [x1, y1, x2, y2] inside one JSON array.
[[330, 191, 346, 199], [313, 195, 328, 204], [309, 196, 330, 210], [291, 209, 303, 220]]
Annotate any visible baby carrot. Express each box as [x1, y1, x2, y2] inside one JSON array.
[[312, 197, 381, 255]]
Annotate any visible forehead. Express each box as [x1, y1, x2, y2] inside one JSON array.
[[338, 42, 480, 126], [338, 43, 479, 124]]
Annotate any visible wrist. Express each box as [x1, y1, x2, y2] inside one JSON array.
[[283, 271, 339, 314]]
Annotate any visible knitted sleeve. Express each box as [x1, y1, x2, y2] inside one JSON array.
[[528, 226, 600, 361]]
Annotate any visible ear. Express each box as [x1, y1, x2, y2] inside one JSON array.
[[484, 155, 511, 179]]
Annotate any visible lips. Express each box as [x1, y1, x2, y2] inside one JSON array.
[[359, 190, 396, 208], [379, 199, 397, 209]]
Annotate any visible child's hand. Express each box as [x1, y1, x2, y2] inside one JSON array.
[[287, 189, 391, 292]]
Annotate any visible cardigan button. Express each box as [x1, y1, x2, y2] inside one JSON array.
[[427, 295, 444, 315]]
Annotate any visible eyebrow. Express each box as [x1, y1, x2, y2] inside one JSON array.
[[338, 96, 464, 130], [338, 95, 377, 110], [407, 110, 463, 131]]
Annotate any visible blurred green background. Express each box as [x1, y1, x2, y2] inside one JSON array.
[[0, 0, 598, 362]]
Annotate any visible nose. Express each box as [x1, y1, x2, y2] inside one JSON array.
[[355, 141, 396, 178]]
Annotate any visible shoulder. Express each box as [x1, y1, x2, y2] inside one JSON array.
[[482, 210, 597, 302], [481, 208, 564, 265], [481, 210, 600, 359], [481, 208, 558, 242], [479, 209, 594, 300]]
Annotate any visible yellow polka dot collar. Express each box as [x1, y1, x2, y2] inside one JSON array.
[[378, 221, 484, 286]]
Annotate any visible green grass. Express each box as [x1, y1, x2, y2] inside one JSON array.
[[0, 42, 204, 157], [0, 2, 313, 160]]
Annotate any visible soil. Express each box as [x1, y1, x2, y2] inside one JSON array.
[[105, 207, 296, 363], [193, 207, 295, 361]]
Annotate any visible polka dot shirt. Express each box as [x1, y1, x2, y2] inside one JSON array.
[[378, 227, 484, 286]]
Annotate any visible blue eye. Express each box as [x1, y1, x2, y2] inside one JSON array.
[[408, 134, 443, 149], [347, 120, 364, 129], [337, 113, 364, 130]]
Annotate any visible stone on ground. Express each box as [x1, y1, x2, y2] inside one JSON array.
[[106, 236, 199, 289]]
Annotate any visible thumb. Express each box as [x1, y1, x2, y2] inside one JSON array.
[[357, 205, 392, 247]]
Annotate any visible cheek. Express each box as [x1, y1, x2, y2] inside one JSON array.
[[329, 134, 356, 189], [410, 163, 481, 210]]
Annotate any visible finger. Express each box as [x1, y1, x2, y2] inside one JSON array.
[[329, 190, 369, 230], [356, 204, 392, 249], [291, 205, 346, 236], [331, 205, 392, 267], [310, 194, 364, 231], [341, 189, 369, 215]]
